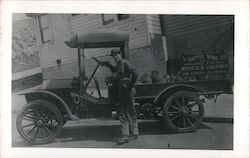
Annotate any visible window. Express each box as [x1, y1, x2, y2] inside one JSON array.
[[102, 14, 115, 25], [117, 14, 129, 21], [71, 14, 81, 17], [70, 14, 88, 18], [38, 14, 52, 43], [101, 14, 130, 25]]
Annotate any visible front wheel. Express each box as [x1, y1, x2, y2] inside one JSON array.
[[16, 99, 63, 144], [163, 91, 204, 132]]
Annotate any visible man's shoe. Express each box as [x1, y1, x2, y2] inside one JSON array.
[[129, 135, 138, 141], [117, 137, 129, 145]]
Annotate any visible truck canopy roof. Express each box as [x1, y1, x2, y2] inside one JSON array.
[[64, 29, 129, 48]]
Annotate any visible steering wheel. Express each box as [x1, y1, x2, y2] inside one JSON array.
[[92, 57, 102, 65]]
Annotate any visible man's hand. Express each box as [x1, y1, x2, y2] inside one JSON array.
[[121, 84, 133, 92], [101, 61, 116, 72], [119, 78, 133, 90]]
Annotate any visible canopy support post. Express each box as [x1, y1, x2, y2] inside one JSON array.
[[78, 47, 85, 107], [124, 42, 129, 60]]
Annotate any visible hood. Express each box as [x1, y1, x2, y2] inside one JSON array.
[[42, 79, 72, 89]]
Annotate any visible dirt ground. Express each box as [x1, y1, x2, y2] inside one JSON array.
[[12, 113, 233, 150]]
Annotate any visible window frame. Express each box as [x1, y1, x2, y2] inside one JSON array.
[[117, 14, 130, 21], [101, 14, 130, 26], [71, 14, 81, 17], [101, 14, 115, 25]]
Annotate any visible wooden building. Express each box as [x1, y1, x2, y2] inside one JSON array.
[[161, 15, 234, 80], [26, 14, 234, 85]]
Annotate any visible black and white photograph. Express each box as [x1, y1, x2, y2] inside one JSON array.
[[12, 13, 234, 149], [1, 1, 249, 158]]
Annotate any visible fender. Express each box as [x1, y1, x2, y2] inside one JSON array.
[[153, 84, 207, 107], [19, 90, 76, 121]]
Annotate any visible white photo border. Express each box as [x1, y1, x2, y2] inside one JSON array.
[[1, 1, 249, 158]]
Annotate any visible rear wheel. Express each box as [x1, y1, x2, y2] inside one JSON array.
[[163, 91, 204, 132], [16, 99, 63, 144]]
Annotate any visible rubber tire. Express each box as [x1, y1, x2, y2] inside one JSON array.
[[16, 99, 63, 144], [163, 91, 204, 133]]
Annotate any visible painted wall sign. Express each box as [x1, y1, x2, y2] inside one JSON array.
[[181, 54, 229, 80]]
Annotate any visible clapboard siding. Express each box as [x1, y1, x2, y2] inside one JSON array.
[[106, 15, 149, 49], [43, 46, 155, 87], [43, 62, 79, 79], [39, 14, 149, 70], [146, 15, 162, 34], [72, 18, 100, 30], [129, 46, 155, 74], [161, 15, 233, 36], [40, 41, 78, 67]]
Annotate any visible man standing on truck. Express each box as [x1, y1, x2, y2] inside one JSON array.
[[101, 48, 139, 145]]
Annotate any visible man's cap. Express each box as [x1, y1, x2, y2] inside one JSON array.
[[110, 48, 121, 56]]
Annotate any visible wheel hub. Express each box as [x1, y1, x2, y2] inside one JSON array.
[[180, 107, 188, 115], [36, 120, 43, 126]]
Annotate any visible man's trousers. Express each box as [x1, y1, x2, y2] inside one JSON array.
[[117, 88, 139, 136]]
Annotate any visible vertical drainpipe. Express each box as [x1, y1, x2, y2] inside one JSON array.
[[33, 16, 44, 79], [124, 42, 129, 60], [78, 45, 85, 106], [159, 15, 169, 74], [145, 15, 156, 71], [145, 15, 152, 46], [159, 15, 166, 36]]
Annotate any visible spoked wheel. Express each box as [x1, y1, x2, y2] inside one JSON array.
[[163, 91, 204, 132], [16, 100, 63, 144]]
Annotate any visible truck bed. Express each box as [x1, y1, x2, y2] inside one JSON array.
[[135, 79, 232, 99]]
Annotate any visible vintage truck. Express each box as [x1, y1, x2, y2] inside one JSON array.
[[16, 29, 232, 144]]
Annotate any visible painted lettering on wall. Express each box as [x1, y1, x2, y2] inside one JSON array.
[[181, 54, 229, 80]]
